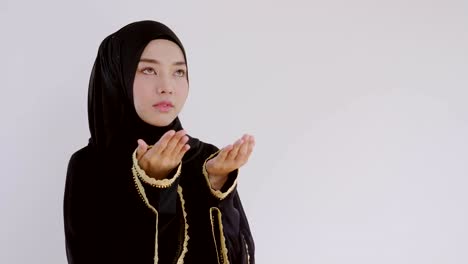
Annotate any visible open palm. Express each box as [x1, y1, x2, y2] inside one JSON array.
[[206, 134, 255, 177]]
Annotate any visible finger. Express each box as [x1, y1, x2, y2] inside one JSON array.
[[136, 139, 149, 160], [175, 143, 191, 161], [244, 135, 256, 161], [247, 135, 255, 154], [215, 144, 233, 163], [234, 134, 253, 162], [235, 136, 251, 162], [245, 134, 255, 152], [163, 130, 186, 156], [171, 134, 189, 157], [168, 132, 188, 158], [152, 130, 176, 155], [226, 137, 244, 161]]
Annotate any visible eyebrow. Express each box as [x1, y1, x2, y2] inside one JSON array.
[[139, 58, 186, 66]]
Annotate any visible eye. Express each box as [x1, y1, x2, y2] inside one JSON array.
[[142, 67, 156, 75], [175, 69, 186, 77]]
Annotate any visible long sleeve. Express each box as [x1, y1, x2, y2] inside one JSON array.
[[232, 191, 255, 264], [212, 190, 254, 264], [202, 149, 239, 202], [63, 148, 108, 264], [130, 147, 186, 263], [64, 147, 183, 264], [201, 145, 255, 264], [131, 147, 182, 214]]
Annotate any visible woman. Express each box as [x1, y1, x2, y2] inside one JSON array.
[[63, 20, 255, 264]]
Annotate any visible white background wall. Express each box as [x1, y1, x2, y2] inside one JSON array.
[[1, 0, 467, 263]]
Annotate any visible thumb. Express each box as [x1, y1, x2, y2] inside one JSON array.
[[136, 139, 148, 160]]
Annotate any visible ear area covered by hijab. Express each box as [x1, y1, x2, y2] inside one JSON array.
[[87, 20, 197, 158]]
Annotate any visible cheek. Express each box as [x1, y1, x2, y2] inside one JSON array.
[[134, 75, 155, 92], [133, 78, 151, 109], [177, 80, 189, 98]]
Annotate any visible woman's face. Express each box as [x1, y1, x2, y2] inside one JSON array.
[[133, 39, 189, 127]]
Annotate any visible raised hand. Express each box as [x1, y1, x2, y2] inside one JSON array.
[[205, 134, 255, 189], [136, 130, 191, 180]]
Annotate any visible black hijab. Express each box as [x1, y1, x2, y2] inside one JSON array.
[[87, 20, 198, 156]]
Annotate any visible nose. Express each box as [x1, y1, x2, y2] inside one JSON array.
[[157, 76, 174, 94]]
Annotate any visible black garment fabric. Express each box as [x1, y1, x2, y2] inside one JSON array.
[[64, 139, 254, 264], [63, 20, 255, 264]]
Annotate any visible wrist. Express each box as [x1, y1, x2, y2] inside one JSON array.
[[140, 162, 171, 180], [208, 173, 229, 190]]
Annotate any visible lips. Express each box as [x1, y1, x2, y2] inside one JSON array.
[[153, 100, 174, 112], [153, 101, 174, 107]]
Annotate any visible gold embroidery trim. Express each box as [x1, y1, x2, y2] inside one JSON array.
[[132, 147, 182, 188], [210, 207, 230, 264], [132, 163, 190, 264], [209, 209, 220, 264], [245, 240, 250, 264], [202, 150, 238, 200], [132, 164, 159, 264], [176, 186, 189, 264]]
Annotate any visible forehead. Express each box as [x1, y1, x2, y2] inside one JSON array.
[[140, 39, 185, 62]]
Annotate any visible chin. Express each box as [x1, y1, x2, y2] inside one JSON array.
[[137, 111, 177, 127], [148, 117, 175, 127]]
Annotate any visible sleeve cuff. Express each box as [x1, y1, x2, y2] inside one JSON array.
[[202, 150, 238, 200], [132, 147, 182, 188]]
